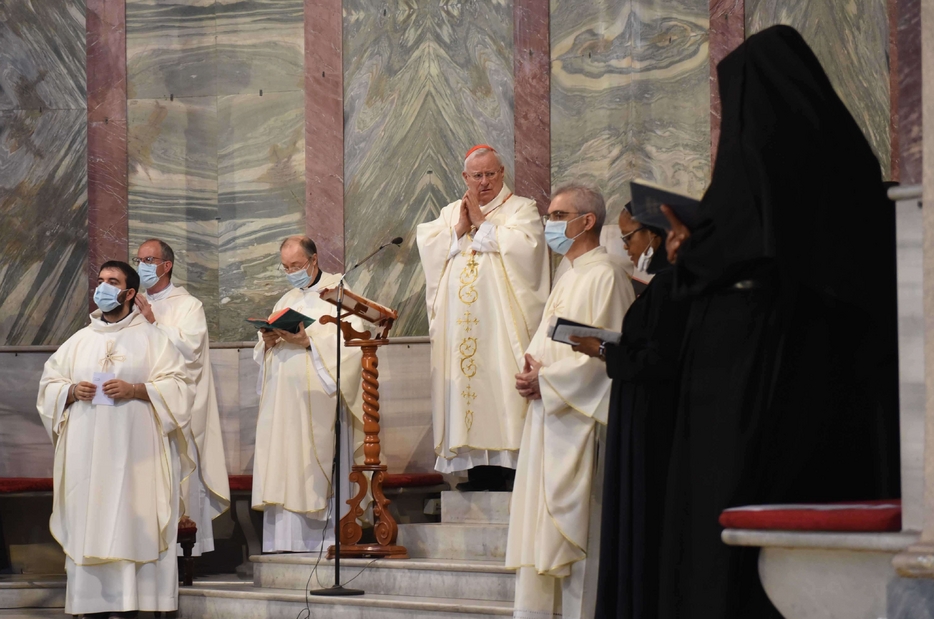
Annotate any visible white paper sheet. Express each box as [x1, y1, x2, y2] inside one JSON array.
[[92, 372, 116, 406]]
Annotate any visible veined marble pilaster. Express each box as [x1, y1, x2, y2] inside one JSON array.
[[896, 0, 923, 184], [515, 0, 551, 211], [305, 0, 344, 273], [217, 91, 305, 341], [630, 0, 709, 199], [0, 0, 88, 346], [709, 0, 743, 163], [746, 0, 891, 176], [87, 0, 128, 312], [128, 96, 220, 335], [343, 1, 515, 336]]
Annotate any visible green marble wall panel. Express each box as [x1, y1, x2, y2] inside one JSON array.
[[343, 1, 516, 337], [746, 0, 891, 175], [127, 97, 220, 335], [126, 0, 217, 99], [630, 0, 709, 199], [216, 0, 304, 96], [0, 0, 87, 346], [551, 0, 710, 220], [551, 1, 636, 218], [217, 91, 305, 341]]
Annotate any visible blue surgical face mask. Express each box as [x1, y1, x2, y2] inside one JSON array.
[[286, 268, 312, 289], [138, 262, 161, 289], [93, 282, 126, 313], [544, 216, 586, 255]]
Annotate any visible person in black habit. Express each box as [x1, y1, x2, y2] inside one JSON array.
[[571, 205, 691, 619], [657, 25, 901, 618]]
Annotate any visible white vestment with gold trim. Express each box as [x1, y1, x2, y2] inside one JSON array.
[[147, 284, 231, 556], [505, 246, 634, 619], [36, 308, 194, 614], [417, 185, 549, 473], [251, 272, 366, 552]]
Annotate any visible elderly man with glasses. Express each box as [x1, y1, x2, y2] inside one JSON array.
[[250, 235, 367, 552], [133, 239, 230, 559], [416, 145, 549, 492]]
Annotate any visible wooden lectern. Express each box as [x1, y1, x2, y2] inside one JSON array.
[[318, 286, 408, 559]]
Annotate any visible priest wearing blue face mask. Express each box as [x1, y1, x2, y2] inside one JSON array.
[[508, 186, 635, 619], [251, 236, 368, 553], [37, 260, 192, 617], [133, 239, 231, 559]]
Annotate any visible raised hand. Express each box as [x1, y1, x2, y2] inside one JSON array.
[[136, 295, 155, 323], [661, 205, 691, 264], [455, 196, 472, 239]]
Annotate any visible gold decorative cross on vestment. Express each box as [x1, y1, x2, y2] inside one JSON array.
[[99, 340, 126, 373]]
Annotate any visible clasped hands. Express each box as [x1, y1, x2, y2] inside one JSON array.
[[70, 379, 140, 402], [262, 323, 310, 351], [515, 353, 543, 401], [454, 189, 486, 238]]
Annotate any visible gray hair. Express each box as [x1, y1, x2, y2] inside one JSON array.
[[463, 147, 504, 172], [280, 235, 318, 259], [551, 185, 606, 229], [143, 238, 175, 278]]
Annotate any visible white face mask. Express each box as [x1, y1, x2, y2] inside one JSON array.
[[637, 243, 654, 273]]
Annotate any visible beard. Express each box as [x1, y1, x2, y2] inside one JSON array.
[[102, 298, 133, 321]]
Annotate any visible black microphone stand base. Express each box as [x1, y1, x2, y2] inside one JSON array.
[[308, 585, 365, 597]]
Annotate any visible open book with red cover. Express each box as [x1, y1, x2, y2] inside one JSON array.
[[245, 308, 315, 333]]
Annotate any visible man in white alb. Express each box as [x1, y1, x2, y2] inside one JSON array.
[[251, 236, 366, 552], [508, 186, 635, 619], [134, 239, 231, 556], [417, 144, 549, 491], [37, 260, 193, 617]]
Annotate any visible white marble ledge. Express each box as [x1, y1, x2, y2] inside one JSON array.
[[722, 528, 919, 552], [888, 184, 923, 201], [249, 555, 511, 573], [178, 583, 514, 614], [0, 575, 66, 589]]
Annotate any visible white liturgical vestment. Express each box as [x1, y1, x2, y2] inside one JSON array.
[[417, 185, 549, 473], [36, 308, 193, 615], [147, 284, 230, 556], [251, 272, 366, 552], [506, 246, 635, 619]]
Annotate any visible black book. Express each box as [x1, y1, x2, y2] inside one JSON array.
[[245, 308, 315, 333], [629, 179, 703, 231]]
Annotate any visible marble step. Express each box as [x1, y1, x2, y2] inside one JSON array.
[[397, 523, 509, 561], [0, 576, 65, 609], [0, 611, 69, 617], [441, 491, 511, 524], [178, 584, 513, 618], [253, 555, 514, 602]]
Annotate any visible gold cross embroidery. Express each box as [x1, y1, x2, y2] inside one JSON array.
[[457, 311, 479, 332], [461, 387, 477, 404], [99, 340, 125, 373]]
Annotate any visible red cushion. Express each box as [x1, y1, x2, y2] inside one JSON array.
[[0, 478, 53, 493], [381, 473, 445, 489], [719, 499, 902, 532], [228, 475, 253, 492]]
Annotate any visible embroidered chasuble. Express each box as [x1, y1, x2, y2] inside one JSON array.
[[251, 272, 367, 552], [36, 308, 194, 615], [147, 284, 230, 556], [506, 246, 635, 619], [417, 185, 549, 472]]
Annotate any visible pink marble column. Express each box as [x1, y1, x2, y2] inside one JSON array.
[[86, 0, 128, 310], [894, 0, 923, 184], [514, 0, 551, 213], [709, 0, 744, 165], [305, 0, 345, 272]]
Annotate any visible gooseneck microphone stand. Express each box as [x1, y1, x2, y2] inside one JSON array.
[[309, 237, 402, 598]]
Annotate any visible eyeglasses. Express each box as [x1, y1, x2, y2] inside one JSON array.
[[620, 227, 645, 248], [131, 256, 165, 265], [466, 171, 500, 181], [541, 211, 581, 225], [278, 260, 310, 274]]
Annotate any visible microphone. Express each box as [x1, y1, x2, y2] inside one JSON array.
[[348, 237, 404, 274]]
